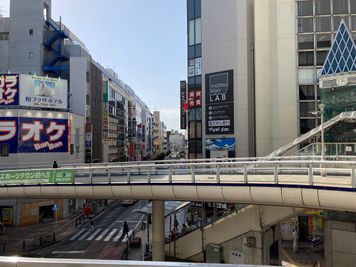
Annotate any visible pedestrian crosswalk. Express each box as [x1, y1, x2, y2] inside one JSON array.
[[69, 227, 129, 242]]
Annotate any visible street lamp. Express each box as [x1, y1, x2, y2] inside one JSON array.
[[319, 104, 325, 161], [310, 103, 325, 160]]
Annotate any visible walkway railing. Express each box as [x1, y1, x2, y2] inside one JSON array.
[[1, 159, 356, 188]]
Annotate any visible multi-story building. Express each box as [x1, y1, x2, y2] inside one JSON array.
[[0, 0, 157, 225], [184, 0, 356, 159], [168, 130, 186, 152]]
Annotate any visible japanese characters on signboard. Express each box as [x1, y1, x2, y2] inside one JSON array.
[[188, 57, 202, 77], [18, 117, 68, 153], [205, 70, 234, 135], [188, 90, 202, 108], [0, 117, 18, 153], [0, 117, 69, 153], [180, 81, 187, 130], [0, 74, 19, 106], [19, 74, 68, 110]]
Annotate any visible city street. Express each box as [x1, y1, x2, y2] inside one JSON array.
[[36, 200, 146, 260]]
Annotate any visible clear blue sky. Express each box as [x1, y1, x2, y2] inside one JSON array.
[[0, 0, 187, 131]]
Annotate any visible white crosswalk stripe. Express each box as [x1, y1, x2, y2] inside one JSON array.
[[78, 230, 91, 240], [87, 228, 102, 241], [122, 230, 133, 243], [104, 229, 118, 242], [113, 229, 123, 242], [95, 228, 110, 241], [69, 229, 87, 241]]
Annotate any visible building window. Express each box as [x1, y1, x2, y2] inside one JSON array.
[[29, 52, 34, 59], [300, 119, 316, 134], [315, 0, 331, 15], [299, 102, 316, 118], [316, 33, 331, 48], [29, 29, 33, 35], [298, 34, 314, 49], [0, 144, 9, 157], [298, 18, 313, 33], [352, 1, 356, 14], [299, 68, 316, 84], [0, 32, 9, 41], [86, 71, 90, 83], [299, 51, 314, 66], [299, 85, 315, 100], [297, 1, 313, 16], [333, 0, 348, 15], [316, 17, 331, 32], [188, 18, 202, 46], [316, 51, 328, 66], [351, 16, 356, 31]]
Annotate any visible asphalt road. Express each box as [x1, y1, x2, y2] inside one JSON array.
[[37, 200, 147, 260]]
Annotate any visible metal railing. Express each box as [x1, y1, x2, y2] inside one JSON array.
[[2, 159, 356, 189]]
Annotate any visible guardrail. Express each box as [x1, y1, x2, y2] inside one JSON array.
[[0, 257, 269, 267], [1, 160, 356, 188]]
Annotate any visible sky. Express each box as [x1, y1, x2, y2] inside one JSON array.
[[0, 0, 187, 131]]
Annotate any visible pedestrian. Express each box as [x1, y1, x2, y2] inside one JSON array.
[[181, 223, 188, 235], [123, 221, 129, 238], [52, 161, 58, 168], [90, 219, 94, 230]]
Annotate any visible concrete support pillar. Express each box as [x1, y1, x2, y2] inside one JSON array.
[[152, 200, 165, 261]]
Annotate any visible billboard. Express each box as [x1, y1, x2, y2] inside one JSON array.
[[0, 117, 18, 153], [180, 81, 187, 129], [19, 74, 68, 110], [0, 117, 69, 153], [18, 117, 68, 153], [205, 138, 236, 151], [0, 74, 19, 106], [205, 70, 234, 135]]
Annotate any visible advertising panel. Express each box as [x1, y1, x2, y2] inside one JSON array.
[[205, 138, 236, 159], [205, 70, 234, 135], [0, 117, 18, 153], [180, 81, 187, 129], [0, 169, 74, 185], [18, 117, 68, 153], [0, 74, 19, 106], [19, 74, 68, 110]]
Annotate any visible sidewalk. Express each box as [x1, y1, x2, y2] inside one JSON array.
[[0, 201, 115, 256]]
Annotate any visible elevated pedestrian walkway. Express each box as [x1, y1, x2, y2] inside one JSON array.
[[165, 205, 302, 264]]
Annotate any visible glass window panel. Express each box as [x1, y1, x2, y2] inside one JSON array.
[[194, 0, 201, 17], [189, 121, 196, 138], [298, 34, 314, 49], [299, 68, 316, 84], [299, 51, 314, 66], [188, 45, 195, 59], [297, 1, 313, 16], [316, 0, 331, 15], [317, 86, 321, 100], [352, 16, 356, 30], [195, 44, 202, 58], [298, 17, 314, 33], [316, 33, 332, 48], [196, 121, 202, 138], [299, 102, 316, 117], [300, 119, 316, 134], [333, 16, 345, 31], [189, 20, 195, 46], [0, 144, 9, 157], [352, 1, 356, 14], [299, 85, 315, 100], [333, 0, 348, 14], [195, 17, 202, 44], [316, 17, 331, 32], [316, 51, 328, 66], [187, 0, 195, 20], [195, 75, 202, 88]]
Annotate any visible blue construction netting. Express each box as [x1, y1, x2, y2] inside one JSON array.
[[320, 19, 356, 76]]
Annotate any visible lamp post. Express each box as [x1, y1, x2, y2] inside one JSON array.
[[319, 104, 325, 161]]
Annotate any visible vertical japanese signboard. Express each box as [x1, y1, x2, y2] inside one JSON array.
[[180, 81, 187, 129], [0, 74, 19, 106], [205, 70, 234, 135]]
